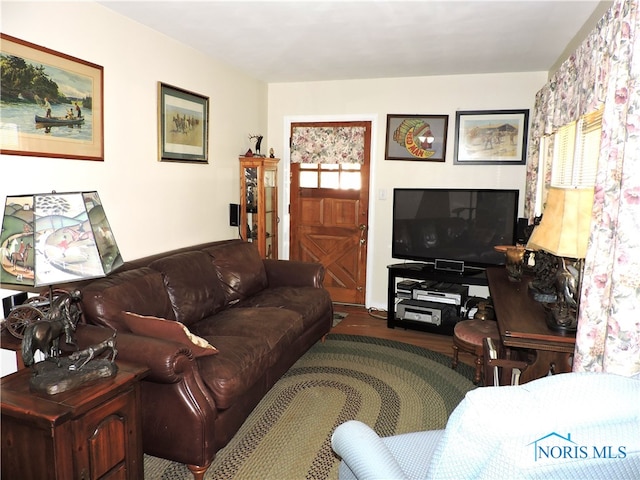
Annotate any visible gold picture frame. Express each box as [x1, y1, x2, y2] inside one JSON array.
[[0, 34, 104, 161]]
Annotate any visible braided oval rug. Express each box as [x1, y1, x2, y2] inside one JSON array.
[[144, 334, 475, 480]]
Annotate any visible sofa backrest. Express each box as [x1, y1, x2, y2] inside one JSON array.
[[204, 241, 267, 303], [79, 239, 267, 329], [149, 250, 227, 326], [116, 239, 240, 272], [81, 267, 176, 330]]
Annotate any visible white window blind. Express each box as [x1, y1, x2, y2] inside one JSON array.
[[574, 108, 603, 186], [551, 121, 577, 186], [551, 108, 603, 188]]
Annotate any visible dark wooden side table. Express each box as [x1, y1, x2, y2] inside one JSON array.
[[1, 360, 148, 480], [486, 267, 576, 384]]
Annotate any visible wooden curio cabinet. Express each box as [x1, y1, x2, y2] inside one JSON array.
[[239, 156, 279, 259]]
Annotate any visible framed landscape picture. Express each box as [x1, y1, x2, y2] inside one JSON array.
[[454, 109, 529, 165], [0, 34, 104, 161], [385, 114, 448, 162], [158, 82, 209, 163]]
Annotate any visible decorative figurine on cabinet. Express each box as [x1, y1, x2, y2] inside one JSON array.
[[249, 134, 264, 156], [21, 290, 82, 368], [20, 289, 118, 395]]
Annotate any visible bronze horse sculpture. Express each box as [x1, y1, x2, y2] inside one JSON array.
[[21, 290, 82, 368], [21, 317, 68, 367]]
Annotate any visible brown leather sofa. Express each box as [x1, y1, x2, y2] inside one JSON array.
[[75, 239, 332, 479]]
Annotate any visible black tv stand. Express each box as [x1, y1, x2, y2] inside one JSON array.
[[400, 262, 486, 277], [387, 262, 489, 334]]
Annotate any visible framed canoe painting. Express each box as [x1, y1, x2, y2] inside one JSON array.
[[0, 34, 104, 161], [158, 82, 209, 163]]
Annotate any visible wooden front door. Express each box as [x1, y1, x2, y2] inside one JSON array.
[[289, 121, 371, 304]]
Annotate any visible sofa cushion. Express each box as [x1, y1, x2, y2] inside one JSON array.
[[195, 335, 272, 410], [120, 311, 218, 357], [150, 251, 227, 326], [192, 307, 303, 409], [235, 286, 332, 330], [205, 241, 267, 302], [192, 307, 304, 350], [80, 267, 176, 330]]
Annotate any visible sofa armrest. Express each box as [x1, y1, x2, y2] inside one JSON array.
[[332, 420, 408, 480], [74, 323, 219, 468], [73, 324, 196, 384], [263, 259, 325, 288]]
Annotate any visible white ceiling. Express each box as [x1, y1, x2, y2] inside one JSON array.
[[99, 1, 609, 83]]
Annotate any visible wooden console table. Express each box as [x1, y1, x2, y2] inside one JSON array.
[[486, 267, 576, 383], [1, 360, 148, 479]]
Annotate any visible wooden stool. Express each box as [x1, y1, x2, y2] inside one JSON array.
[[452, 319, 500, 384]]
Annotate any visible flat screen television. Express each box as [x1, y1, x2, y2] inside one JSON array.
[[392, 188, 519, 272]]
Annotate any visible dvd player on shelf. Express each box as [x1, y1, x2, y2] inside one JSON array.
[[412, 281, 468, 306]]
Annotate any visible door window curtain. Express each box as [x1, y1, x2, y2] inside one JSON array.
[[290, 125, 365, 164], [524, 0, 640, 376]]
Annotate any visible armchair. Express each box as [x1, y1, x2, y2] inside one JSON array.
[[332, 372, 640, 479]]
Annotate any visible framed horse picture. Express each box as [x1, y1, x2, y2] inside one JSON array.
[[158, 82, 209, 163], [453, 109, 529, 165], [0, 34, 104, 161]]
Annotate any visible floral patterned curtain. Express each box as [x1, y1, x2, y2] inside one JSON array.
[[290, 125, 365, 164], [525, 0, 640, 376]]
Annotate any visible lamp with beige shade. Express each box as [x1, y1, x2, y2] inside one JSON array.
[[526, 186, 595, 331]]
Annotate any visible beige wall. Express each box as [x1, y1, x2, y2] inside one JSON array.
[[1, 1, 268, 301], [1, 2, 548, 310], [267, 71, 547, 307]]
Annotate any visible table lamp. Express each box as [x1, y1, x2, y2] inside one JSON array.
[[1, 191, 122, 289], [526, 186, 594, 331], [1, 191, 123, 392]]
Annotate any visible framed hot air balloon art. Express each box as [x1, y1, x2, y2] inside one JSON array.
[[384, 114, 449, 162]]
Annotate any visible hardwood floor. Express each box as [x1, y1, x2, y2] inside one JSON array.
[[330, 304, 477, 369]]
